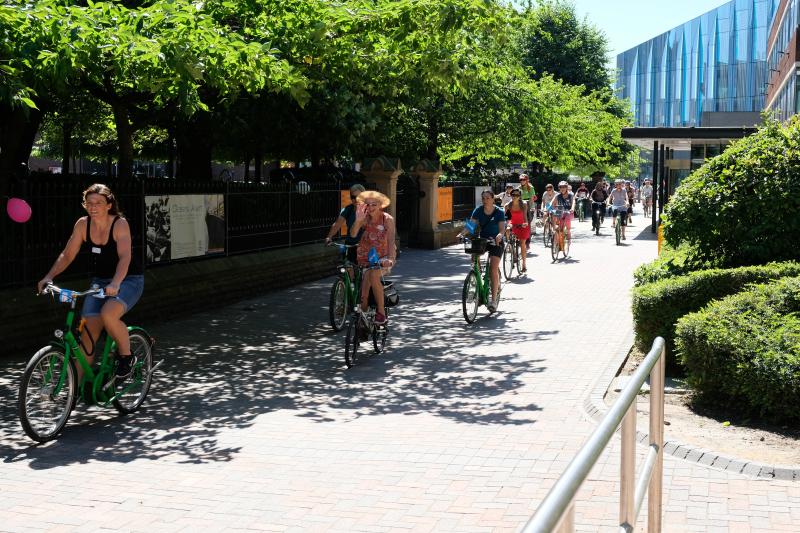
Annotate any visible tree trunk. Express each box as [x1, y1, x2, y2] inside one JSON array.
[[423, 98, 444, 162], [61, 122, 74, 177], [175, 113, 213, 180], [255, 153, 262, 182], [166, 130, 175, 178], [111, 102, 134, 179], [0, 103, 43, 194], [106, 156, 113, 178]]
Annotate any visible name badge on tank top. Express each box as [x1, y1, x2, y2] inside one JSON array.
[[92, 247, 101, 254]]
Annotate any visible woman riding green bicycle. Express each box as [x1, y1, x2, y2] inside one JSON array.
[[37, 184, 144, 381], [460, 190, 507, 312]]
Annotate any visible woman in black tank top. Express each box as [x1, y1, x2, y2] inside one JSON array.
[[38, 184, 144, 379]]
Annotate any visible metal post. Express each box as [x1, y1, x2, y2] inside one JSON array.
[[648, 346, 666, 533], [651, 141, 659, 233], [620, 403, 637, 531]]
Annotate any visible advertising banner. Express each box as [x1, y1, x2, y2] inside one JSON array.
[[145, 194, 225, 263]]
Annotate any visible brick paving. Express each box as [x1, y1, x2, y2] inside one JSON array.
[[0, 214, 798, 532]]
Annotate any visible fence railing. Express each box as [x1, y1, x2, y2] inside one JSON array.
[[1, 177, 372, 289], [523, 337, 666, 533]]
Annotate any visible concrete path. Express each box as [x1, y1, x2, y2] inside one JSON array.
[[0, 213, 797, 532]]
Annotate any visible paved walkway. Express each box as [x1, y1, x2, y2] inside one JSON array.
[[0, 214, 798, 532]]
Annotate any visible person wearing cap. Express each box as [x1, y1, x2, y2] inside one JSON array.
[[518, 174, 537, 239], [548, 180, 575, 242], [351, 190, 396, 325], [495, 184, 515, 207], [641, 178, 653, 216], [607, 179, 629, 239], [325, 184, 366, 266]]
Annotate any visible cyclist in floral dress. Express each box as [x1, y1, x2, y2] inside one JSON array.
[[351, 190, 396, 325]]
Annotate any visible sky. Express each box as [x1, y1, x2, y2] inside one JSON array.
[[514, 0, 729, 63]]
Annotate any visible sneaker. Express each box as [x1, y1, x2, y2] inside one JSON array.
[[487, 299, 497, 312], [115, 354, 137, 380], [374, 312, 388, 325]]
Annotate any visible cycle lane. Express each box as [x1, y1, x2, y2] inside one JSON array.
[[0, 216, 797, 532]]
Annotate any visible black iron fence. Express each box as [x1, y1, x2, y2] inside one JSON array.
[[1, 177, 371, 289]]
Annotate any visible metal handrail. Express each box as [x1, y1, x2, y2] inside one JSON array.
[[523, 337, 666, 533]]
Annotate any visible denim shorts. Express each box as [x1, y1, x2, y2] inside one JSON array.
[[82, 275, 144, 317]]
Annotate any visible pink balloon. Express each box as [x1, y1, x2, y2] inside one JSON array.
[[6, 197, 32, 223]]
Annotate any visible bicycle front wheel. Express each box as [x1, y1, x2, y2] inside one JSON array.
[[344, 317, 362, 368], [550, 231, 560, 261], [328, 277, 348, 332], [502, 242, 514, 280], [615, 216, 622, 245], [462, 271, 479, 324], [18, 346, 76, 443], [373, 323, 388, 354], [543, 223, 553, 248], [113, 331, 154, 415], [562, 234, 571, 258]]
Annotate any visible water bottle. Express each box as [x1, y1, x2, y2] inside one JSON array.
[[368, 247, 380, 266]]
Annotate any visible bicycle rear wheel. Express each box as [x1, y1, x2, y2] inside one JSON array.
[[344, 317, 362, 367], [328, 277, 348, 332], [113, 331, 154, 415], [18, 346, 76, 443], [462, 271, 479, 324], [502, 242, 514, 280]]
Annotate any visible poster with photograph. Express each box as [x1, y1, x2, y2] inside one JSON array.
[[145, 194, 225, 263]]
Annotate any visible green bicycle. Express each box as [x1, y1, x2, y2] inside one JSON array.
[[328, 243, 361, 332], [18, 283, 158, 443], [344, 263, 397, 368], [461, 237, 502, 323]]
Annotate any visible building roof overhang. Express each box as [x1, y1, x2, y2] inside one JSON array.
[[622, 127, 758, 149]]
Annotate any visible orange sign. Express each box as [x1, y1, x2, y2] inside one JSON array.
[[438, 187, 453, 223], [340, 190, 350, 236]]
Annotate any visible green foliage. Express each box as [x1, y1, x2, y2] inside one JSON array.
[[663, 116, 800, 266], [633, 243, 718, 286], [515, 0, 611, 92], [675, 277, 800, 424], [632, 261, 800, 371]]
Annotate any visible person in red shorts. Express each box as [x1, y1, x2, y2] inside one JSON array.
[[505, 188, 530, 273]]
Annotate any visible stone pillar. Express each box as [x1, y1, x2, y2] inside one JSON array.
[[360, 157, 401, 218], [411, 160, 444, 249]]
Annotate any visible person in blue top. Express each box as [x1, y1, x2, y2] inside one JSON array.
[[459, 189, 507, 311], [325, 184, 366, 265]]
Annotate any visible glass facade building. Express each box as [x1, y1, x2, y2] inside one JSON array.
[[616, 0, 778, 127]]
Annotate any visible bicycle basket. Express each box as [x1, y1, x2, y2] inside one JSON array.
[[463, 238, 488, 254], [383, 280, 399, 308]]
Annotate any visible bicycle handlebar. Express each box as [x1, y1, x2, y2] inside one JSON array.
[[41, 283, 105, 300]]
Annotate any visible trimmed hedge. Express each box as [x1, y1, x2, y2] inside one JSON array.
[[632, 261, 800, 371], [633, 243, 718, 287], [675, 277, 800, 424], [662, 117, 800, 266]]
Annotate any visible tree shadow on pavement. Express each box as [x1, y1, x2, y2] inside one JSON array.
[[0, 247, 549, 469]]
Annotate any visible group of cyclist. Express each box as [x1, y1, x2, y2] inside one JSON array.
[[458, 174, 652, 310], [37, 176, 648, 378]]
